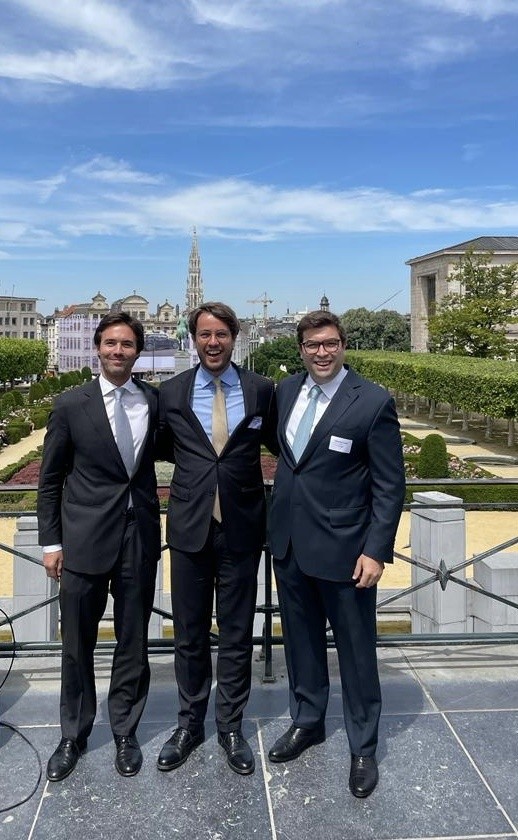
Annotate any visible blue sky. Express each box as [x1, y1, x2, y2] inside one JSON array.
[[1, 0, 518, 319]]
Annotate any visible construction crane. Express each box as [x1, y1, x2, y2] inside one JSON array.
[[247, 292, 273, 324]]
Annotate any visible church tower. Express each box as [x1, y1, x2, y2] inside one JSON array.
[[185, 227, 204, 312]]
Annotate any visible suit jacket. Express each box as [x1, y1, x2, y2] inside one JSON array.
[[37, 377, 161, 574], [158, 363, 278, 554], [269, 366, 405, 581]]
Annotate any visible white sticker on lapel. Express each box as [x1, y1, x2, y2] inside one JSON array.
[[329, 435, 352, 453], [248, 416, 263, 429]]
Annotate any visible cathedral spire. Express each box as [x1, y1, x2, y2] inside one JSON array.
[[185, 227, 204, 312]]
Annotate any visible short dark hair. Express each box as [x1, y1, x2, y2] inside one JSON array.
[[188, 302, 240, 340], [296, 310, 346, 346], [93, 312, 145, 353]]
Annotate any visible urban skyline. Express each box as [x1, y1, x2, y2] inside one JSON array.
[[1, 2, 518, 318]]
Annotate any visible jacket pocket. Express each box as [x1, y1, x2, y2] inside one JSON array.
[[329, 507, 366, 527], [170, 482, 190, 501]]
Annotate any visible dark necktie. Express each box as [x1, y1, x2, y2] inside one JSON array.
[[212, 377, 229, 521], [292, 384, 322, 461], [114, 387, 135, 476]]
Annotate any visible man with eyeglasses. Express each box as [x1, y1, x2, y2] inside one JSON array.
[[268, 310, 405, 798], [157, 302, 278, 776]]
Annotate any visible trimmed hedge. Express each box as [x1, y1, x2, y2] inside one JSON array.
[[346, 351, 518, 421], [417, 434, 449, 478]]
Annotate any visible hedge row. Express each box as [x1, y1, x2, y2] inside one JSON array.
[[346, 351, 518, 420]]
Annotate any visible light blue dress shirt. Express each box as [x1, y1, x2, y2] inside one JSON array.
[[192, 364, 245, 443]]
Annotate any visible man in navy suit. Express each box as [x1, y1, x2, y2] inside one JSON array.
[[268, 310, 405, 798], [157, 302, 277, 776], [38, 313, 161, 781]]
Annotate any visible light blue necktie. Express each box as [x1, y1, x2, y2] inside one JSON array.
[[114, 387, 135, 476], [292, 384, 322, 461]]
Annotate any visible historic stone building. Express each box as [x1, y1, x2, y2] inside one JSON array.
[[185, 227, 204, 312], [407, 236, 518, 352]]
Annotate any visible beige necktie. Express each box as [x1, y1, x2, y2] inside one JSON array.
[[212, 377, 229, 522]]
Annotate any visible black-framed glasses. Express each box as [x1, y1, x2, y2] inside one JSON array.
[[301, 339, 342, 354]]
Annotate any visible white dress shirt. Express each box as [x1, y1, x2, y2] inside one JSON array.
[[286, 366, 347, 450]]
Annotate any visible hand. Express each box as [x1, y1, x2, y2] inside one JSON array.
[[43, 550, 63, 581], [352, 554, 384, 588]]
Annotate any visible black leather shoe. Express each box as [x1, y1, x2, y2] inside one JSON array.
[[268, 724, 325, 763], [157, 727, 205, 771], [47, 737, 86, 782], [218, 730, 255, 775], [349, 755, 378, 798], [114, 735, 143, 777]]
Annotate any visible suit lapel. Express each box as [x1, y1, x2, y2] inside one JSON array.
[[179, 366, 215, 454], [278, 373, 305, 465], [82, 378, 125, 469], [296, 368, 361, 466]]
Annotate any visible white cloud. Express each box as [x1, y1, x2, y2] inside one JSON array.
[[414, 0, 518, 19], [1, 0, 516, 100], [2, 160, 518, 251], [72, 156, 164, 186]]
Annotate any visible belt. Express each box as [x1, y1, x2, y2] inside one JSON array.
[[125, 507, 136, 522]]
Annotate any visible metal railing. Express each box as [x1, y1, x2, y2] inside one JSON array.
[[1, 481, 518, 680]]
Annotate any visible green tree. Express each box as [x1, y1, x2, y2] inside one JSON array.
[[341, 308, 410, 351], [250, 336, 304, 377], [0, 338, 48, 387], [427, 250, 518, 358], [81, 366, 93, 381]]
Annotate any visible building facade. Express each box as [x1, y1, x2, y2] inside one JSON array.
[[407, 236, 518, 352], [0, 295, 39, 340]]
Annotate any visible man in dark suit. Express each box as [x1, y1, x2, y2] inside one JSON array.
[[38, 312, 161, 782], [268, 310, 405, 798], [157, 302, 277, 776]]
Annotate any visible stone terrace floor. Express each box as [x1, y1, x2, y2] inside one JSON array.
[[2, 643, 518, 840]]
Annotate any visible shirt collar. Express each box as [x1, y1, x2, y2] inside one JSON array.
[[197, 363, 239, 389], [99, 373, 137, 396], [305, 365, 347, 400]]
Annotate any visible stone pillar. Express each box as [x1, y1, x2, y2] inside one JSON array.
[[411, 491, 468, 633], [472, 552, 518, 632], [13, 516, 59, 642]]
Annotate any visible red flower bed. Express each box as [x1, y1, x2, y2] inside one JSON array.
[[5, 460, 42, 485], [4, 455, 279, 488]]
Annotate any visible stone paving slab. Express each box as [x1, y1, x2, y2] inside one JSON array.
[[3, 646, 518, 839]]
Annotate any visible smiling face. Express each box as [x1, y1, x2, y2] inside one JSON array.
[[194, 312, 235, 376], [97, 323, 139, 386], [299, 324, 345, 385]]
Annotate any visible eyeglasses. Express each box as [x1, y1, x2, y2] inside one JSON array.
[[300, 339, 342, 354], [196, 330, 232, 342]]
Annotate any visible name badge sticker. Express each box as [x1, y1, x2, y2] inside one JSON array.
[[329, 435, 352, 454], [248, 416, 263, 430]]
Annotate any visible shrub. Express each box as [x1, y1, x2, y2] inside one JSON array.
[[5, 426, 23, 444], [28, 381, 45, 403], [1, 392, 17, 412], [30, 408, 51, 429], [417, 433, 449, 479]]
